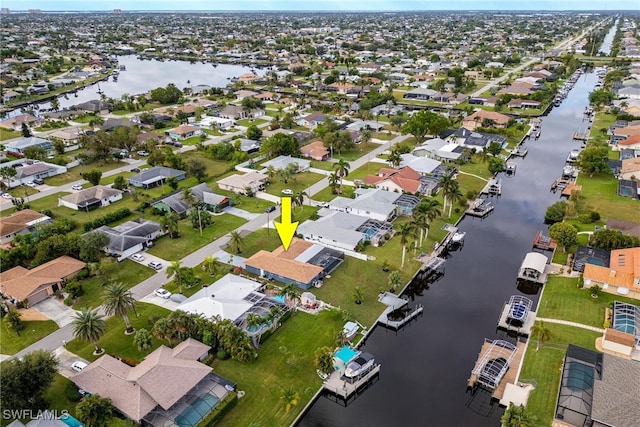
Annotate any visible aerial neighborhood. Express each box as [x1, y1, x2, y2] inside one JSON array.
[[1, 7, 639, 427]]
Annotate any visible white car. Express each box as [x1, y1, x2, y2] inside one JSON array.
[[1, 193, 12, 199], [71, 361, 88, 372], [131, 253, 145, 262], [72, 184, 83, 191], [281, 189, 293, 195], [137, 150, 149, 156], [148, 261, 163, 270], [25, 182, 37, 188], [154, 288, 172, 299]]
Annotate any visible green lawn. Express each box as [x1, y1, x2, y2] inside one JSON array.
[[147, 214, 246, 260], [213, 310, 343, 427], [589, 112, 616, 142], [347, 162, 388, 182], [44, 374, 78, 419], [330, 141, 381, 161], [45, 161, 128, 186], [538, 275, 639, 328], [66, 302, 172, 363], [0, 320, 59, 355], [519, 323, 600, 426], [309, 185, 354, 201], [371, 132, 395, 141], [73, 260, 156, 310], [181, 151, 236, 178], [263, 171, 325, 196], [234, 228, 282, 258], [309, 160, 335, 171], [0, 129, 22, 141], [576, 173, 639, 222], [237, 118, 268, 127], [7, 185, 40, 198], [214, 188, 275, 213], [272, 204, 319, 225]]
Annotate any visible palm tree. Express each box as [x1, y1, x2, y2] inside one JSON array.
[[293, 190, 308, 212], [134, 328, 153, 351], [50, 97, 60, 112], [500, 403, 538, 427], [531, 322, 552, 351], [228, 230, 245, 254], [388, 270, 402, 293], [72, 309, 106, 354], [280, 386, 300, 413], [266, 165, 277, 182], [314, 346, 335, 376], [182, 188, 196, 208], [152, 317, 176, 345], [387, 150, 402, 168], [438, 172, 455, 215], [166, 260, 184, 294], [396, 222, 418, 269], [328, 172, 340, 194], [333, 159, 350, 194], [161, 213, 179, 239], [447, 182, 464, 218], [360, 128, 372, 147], [352, 286, 364, 304], [278, 283, 301, 311], [414, 199, 441, 245], [203, 255, 221, 276], [4, 309, 23, 336], [102, 282, 137, 334], [244, 313, 264, 347]]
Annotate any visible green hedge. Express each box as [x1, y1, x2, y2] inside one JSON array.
[[196, 392, 238, 427], [83, 208, 131, 231]]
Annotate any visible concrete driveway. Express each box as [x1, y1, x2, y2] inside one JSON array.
[[127, 251, 170, 272], [32, 296, 78, 327], [54, 347, 90, 379]]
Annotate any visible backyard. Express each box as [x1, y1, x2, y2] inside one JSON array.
[[263, 170, 325, 196], [0, 319, 59, 355]]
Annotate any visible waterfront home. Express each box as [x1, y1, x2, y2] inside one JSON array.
[[507, 99, 542, 109], [444, 127, 508, 151], [93, 219, 162, 260], [462, 110, 510, 130], [617, 134, 640, 150], [0, 255, 86, 305], [554, 345, 640, 427], [58, 185, 123, 211], [244, 238, 344, 290], [583, 247, 640, 299], [412, 137, 463, 162], [364, 166, 436, 195], [497, 82, 535, 96], [298, 210, 393, 250], [300, 140, 330, 161], [398, 153, 445, 177], [234, 89, 259, 100], [165, 124, 203, 140], [71, 338, 236, 425], [572, 246, 610, 273], [73, 99, 111, 113], [2, 159, 67, 188], [128, 167, 186, 189], [0, 209, 52, 244], [5, 137, 53, 155], [0, 113, 43, 131], [326, 187, 420, 220], [600, 301, 640, 357], [261, 155, 310, 172], [606, 218, 640, 238], [217, 172, 268, 195], [620, 157, 640, 181]]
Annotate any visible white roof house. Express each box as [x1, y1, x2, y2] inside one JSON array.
[[298, 211, 367, 252], [399, 153, 443, 175], [413, 138, 462, 161], [261, 155, 310, 172], [328, 188, 399, 222], [177, 274, 262, 322], [217, 172, 268, 195]]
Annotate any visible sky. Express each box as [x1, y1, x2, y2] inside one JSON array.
[[3, 0, 639, 11]]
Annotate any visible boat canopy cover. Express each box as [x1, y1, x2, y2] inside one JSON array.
[[521, 252, 547, 275]]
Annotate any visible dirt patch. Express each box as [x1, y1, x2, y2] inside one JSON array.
[[18, 308, 50, 321]]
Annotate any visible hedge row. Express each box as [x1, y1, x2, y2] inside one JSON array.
[[83, 208, 131, 231], [197, 392, 238, 427]]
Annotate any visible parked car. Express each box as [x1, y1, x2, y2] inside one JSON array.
[[25, 182, 36, 188], [1, 193, 12, 199], [131, 167, 141, 173], [71, 361, 88, 372], [281, 189, 293, 195], [154, 288, 171, 299], [148, 261, 163, 270], [71, 184, 83, 191], [137, 151, 149, 156], [131, 253, 145, 262], [33, 178, 44, 185], [265, 206, 276, 213]]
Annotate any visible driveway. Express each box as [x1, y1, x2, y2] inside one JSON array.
[[32, 296, 78, 327], [127, 252, 170, 272], [139, 291, 182, 311], [54, 347, 90, 379], [224, 206, 260, 220]]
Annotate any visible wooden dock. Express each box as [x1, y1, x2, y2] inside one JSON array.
[[466, 198, 494, 217], [493, 341, 527, 401], [496, 304, 537, 337], [532, 231, 557, 252], [573, 131, 589, 141], [481, 178, 502, 196], [467, 340, 527, 402], [322, 364, 381, 402]]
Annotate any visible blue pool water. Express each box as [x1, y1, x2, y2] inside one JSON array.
[[60, 415, 84, 427], [270, 295, 286, 304], [335, 346, 359, 364], [586, 257, 605, 266], [175, 394, 220, 427]]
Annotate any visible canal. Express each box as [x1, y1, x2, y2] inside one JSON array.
[[298, 70, 598, 427], [598, 19, 619, 56]]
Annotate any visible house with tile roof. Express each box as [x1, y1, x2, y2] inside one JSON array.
[[71, 338, 235, 425], [93, 219, 162, 261], [244, 238, 344, 289], [217, 172, 268, 195], [58, 185, 123, 211], [0, 255, 86, 304], [300, 140, 330, 161], [128, 167, 186, 189], [462, 110, 511, 130], [165, 124, 202, 140], [0, 114, 43, 131], [583, 247, 640, 299], [0, 209, 52, 244], [364, 166, 435, 195]]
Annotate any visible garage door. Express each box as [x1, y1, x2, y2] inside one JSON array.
[[28, 288, 50, 305]]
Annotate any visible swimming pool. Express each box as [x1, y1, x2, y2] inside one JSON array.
[[270, 295, 286, 304], [175, 394, 219, 427], [60, 414, 84, 427], [335, 346, 359, 364]]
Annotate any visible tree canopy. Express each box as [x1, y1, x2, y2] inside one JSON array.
[[150, 83, 182, 104], [401, 110, 451, 143], [0, 350, 58, 411], [259, 133, 300, 158]]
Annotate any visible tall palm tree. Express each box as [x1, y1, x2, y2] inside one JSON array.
[[72, 309, 106, 354], [438, 172, 455, 215], [447, 183, 464, 218], [161, 213, 179, 239], [387, 150, 402, 169], [328, 172, 340, 194], [182, 188, 196, 208], [396, 221, 418, 269], [203, 255, 221, 276], [415, 198, 442, 244], [293, 190, 308, 212], [278, 283, 301, 311], [229, 230, 245, 254], [102, 282, 137, 334], [531, 322, 552, 351], [166, 260, 184, 294], [333, 159, 350, 194]]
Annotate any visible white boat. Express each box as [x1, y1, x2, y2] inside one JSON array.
[[342, 321, 359, 341], [451, 231, 466, 243], [344, 352, 375, 378]]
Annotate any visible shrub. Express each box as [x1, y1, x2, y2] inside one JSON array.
[[83, 208, 131, 231], [65, 381, 82, 402], [217, 349, 230, 360], [65, 282, 84, 298], [41, 209, 54, 218], [64, 296, 73, 306], [197, 393, 238, 427]]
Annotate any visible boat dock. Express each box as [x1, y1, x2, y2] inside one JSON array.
[[561, 181, 582, 198], [466, 198, 494, 217], [467, 339, 527, 403], [496, 296, 537, 337], [376, 291, 424, 331], [532, 231, 557, 252], [573, 131, 589, 141], [505, 161, 517, 175], [517, 252, 551, 285], [481, 178, 502, 196], [512, 147, 528, 157], [322, 364, 381, 404]]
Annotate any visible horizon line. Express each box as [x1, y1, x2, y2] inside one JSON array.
[[3, 9, 634, 12]]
